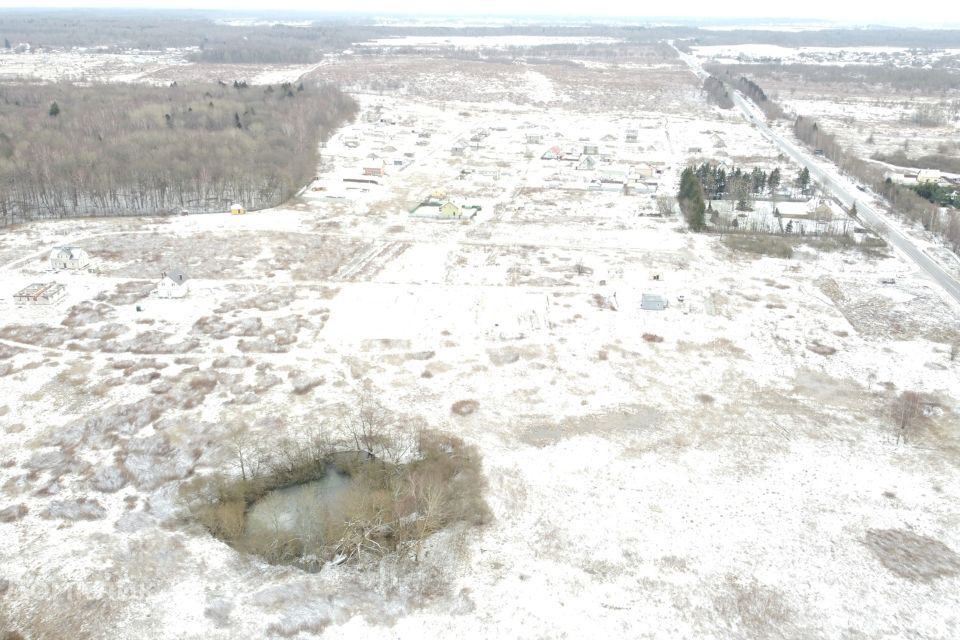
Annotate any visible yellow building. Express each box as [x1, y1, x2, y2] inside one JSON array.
[[439, 202, 462, 218], [230, 203, 246, 215]]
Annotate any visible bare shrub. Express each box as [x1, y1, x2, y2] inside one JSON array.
[[642, 333, 664, 343], [203, 597, 234, 629], [806, 340, 837, 356], [951, 342, 958, 362], [0, 324, 71, 348], [487, 347, 520, 365], [696, 393, 715, 404], [121, 436, 198, 490], [451, 400, 480, 416], [891, 390, 922, 445], [212, 356, 253, 369], [0, 503, 27, 522], [42, 498, 106, 521], [265, 612, 331, 637], [91, 466, 128, 493], [102, 331, 198, 354], [0, 583, 114, 640], [94, 280, 154, 305], [864, 528, 960, 582], [289, 371, 324, 395]]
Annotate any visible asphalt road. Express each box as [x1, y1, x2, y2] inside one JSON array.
[[671, 42, 960, 307], [730, 90, 960, 307]]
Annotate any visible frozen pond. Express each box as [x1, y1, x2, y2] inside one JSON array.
[[245, 471, 353, 540]]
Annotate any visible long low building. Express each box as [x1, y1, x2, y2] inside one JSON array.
[[14, 282, 66, 305]]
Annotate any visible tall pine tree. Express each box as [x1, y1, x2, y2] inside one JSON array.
[[678, 168, 707, 231]]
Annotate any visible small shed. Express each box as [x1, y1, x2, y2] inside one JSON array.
[[526, 133, 543, 144], [640, 293, 669, 311], [14, 282, 66, 305], [583, 144, 599, 156], [49, 246, 89, 270], [625, 130, 638, 143], [230, 204, 246, 216], [451, 143, 466, 156], [156, 270, 190, 299]]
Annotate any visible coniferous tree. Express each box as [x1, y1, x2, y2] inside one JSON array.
[[48, 101, 60, 117], [768, 167, 781, 195], [678, 168, 707, 231]]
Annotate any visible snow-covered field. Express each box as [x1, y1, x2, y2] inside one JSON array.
[[1, 45, 959, 640], [0, 49, 324, 85]]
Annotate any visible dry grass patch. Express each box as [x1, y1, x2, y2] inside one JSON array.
[[712, 575, 797, 639], [94, 280, 154, 305], [863, 528, 960, 582], [451, 400, 480, 416]]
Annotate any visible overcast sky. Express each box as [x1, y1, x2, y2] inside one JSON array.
[[0, 0, 955, 25]]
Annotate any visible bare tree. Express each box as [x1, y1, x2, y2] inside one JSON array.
[[656, 195, 675, 217], [892, 390, 922, 445]]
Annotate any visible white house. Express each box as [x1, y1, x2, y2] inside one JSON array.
[[49, 246, 89, 270], [156, 270, 189, 299]]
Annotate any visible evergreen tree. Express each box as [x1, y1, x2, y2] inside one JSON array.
[[796, 167, 811, 194], [234, 112, 242, 129], [678, 167, 707, 231], [48, 101, 60, 117], [768, 167, 781, 195], [4, 39, 11, 49]]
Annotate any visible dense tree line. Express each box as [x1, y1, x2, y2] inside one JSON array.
[[705, 63, 960, 95], [704, 67, 786, 119], [4, 12, 958, 59], [910, 182, 960, 208], [794, 115, 960, 250], [703, 76, 733, 109], [0, 80, 357, 226], [692, 162, 795, 210]]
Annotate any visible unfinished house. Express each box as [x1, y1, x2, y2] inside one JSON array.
[[14, 282, 66, 305], [49, 246, 90, 270]]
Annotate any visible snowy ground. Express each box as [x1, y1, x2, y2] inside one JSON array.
[[1, 45, 959, 640]]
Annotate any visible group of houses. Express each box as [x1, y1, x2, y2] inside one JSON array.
[[884, 168, 960, 189], [12, 245, 189, 306], [536, 141, 663, 193]]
